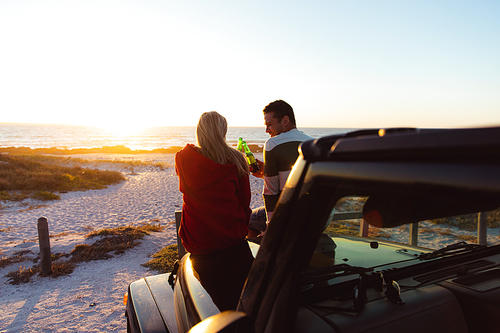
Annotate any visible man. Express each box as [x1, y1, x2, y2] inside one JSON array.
[[248, 100, 312, 237]]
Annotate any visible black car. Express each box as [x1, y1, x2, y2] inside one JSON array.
[[126, 126, 500, 333]]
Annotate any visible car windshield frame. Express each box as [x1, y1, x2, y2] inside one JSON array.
[[238, 127, 500, 332]]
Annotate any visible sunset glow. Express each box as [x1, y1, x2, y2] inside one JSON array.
[[1, 0, 499, 129]]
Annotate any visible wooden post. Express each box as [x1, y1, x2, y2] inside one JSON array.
[[37, 217, 52, 275], [478, 212, 487, 246], [175, 210, 186, 259], [409, 222, 419, 246], [359, 218, 369, 237]]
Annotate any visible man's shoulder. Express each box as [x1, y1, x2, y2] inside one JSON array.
[[265, 129, 313, 151]]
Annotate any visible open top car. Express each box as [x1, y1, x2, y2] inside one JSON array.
[[126, 126, 500, 333]]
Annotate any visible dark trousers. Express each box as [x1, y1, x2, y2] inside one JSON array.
[[190, 242, 254, 311]]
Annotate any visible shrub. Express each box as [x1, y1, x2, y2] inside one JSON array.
[[60, 173, 76, 182], [431, 208, 500, 231], [0, 179, 9, 191], [369, 229, 392, 239], [0, 190, 11, 201], [0, 250, 33, 268], [142, 244, 179, 273], [457, 235, 477, 242], [72, 224, 165, 262], [5, 266, 39, 285], [31, 190, 60, 201], [4, 224, 166, 284], [86, 223, 163, 238], [48, 261, 76, 277], [0, 154, 126, 201], [324, 221, 360, 236]]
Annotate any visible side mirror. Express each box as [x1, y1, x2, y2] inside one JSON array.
[[188, 311, 253, 333]]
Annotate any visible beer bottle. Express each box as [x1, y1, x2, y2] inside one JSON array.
[[237, 137, 244, 152], [237, 137, 260, 173]]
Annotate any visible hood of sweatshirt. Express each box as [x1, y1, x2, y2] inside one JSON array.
[[175, 144, 237, 191]]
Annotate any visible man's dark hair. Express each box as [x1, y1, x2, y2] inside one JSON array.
[[263, 100, 296, 125]]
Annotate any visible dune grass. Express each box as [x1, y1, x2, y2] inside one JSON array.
[[72, 224, 164, 262], [142, 244, 179, 273], [4, 223, 164, 285], [324, 220, 360, 236], [330, 196, 500, 235], [0, 250, 34, 268], [0, 154, 126, 202], [430, 209, 500, 231], [18, 154, 170, 171], [0, 145, 183, 156]]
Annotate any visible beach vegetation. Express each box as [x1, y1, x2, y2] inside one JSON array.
[[324, 221, 392, 239], [0, 151, 170, 171], [0, 190, 11, 201], [50, 231, 72, 238], [369, 229, 392, 239], [435, 228, 454, 236], [430, 209, 500, 231], [0, 190, 26, 202], [142, 244, 178, 273], [324, 220, 360, 236], [419, 227, 436, 234], [5, 266, 39, 285], [30, 190, 60, 201], [420, 227, 455, 237], [0, 250, 33, 268], [73, 223, 165, 261], [329, 196, 500, 233], [457, 235, 477, 242], [0, 145, 182, 156], [51, 253, 69, 261], [85, 223, 163, 239], [3, 223, 165, 284], [0, 154, 126, 202]]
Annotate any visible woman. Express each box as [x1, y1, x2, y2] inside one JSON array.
[[175, 111, 253, 311]]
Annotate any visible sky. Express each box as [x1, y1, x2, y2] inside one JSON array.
[[0, 0, 499, 131]]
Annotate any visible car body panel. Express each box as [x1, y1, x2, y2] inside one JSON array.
[[319, 285, 469, 333], [127, 279, 169, 333], [144, 274, 179, 333]]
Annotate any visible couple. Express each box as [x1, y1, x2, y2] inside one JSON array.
[[174, 100, 312, 311]]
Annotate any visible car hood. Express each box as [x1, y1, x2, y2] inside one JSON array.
[[328, 235, 429, 269]]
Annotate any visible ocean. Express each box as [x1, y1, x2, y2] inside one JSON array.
[[0, 123, 359, 150]]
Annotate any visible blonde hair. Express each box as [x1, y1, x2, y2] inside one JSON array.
[[196, 111, 249, 177]]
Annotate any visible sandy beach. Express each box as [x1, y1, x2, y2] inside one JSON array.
[[1, 153, 498, 332], [0, 153, 265, 332]]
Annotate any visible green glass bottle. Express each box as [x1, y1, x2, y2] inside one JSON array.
[[237, 137, 260, 173]]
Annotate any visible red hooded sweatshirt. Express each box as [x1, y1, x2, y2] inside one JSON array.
[[175, 144, 252, 255]]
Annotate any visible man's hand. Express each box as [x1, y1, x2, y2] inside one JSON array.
[[251, 159, 264, 178]]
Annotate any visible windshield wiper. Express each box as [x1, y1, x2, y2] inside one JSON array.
[[418, 242, 484, 260], [303, 264, 373, 284]]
